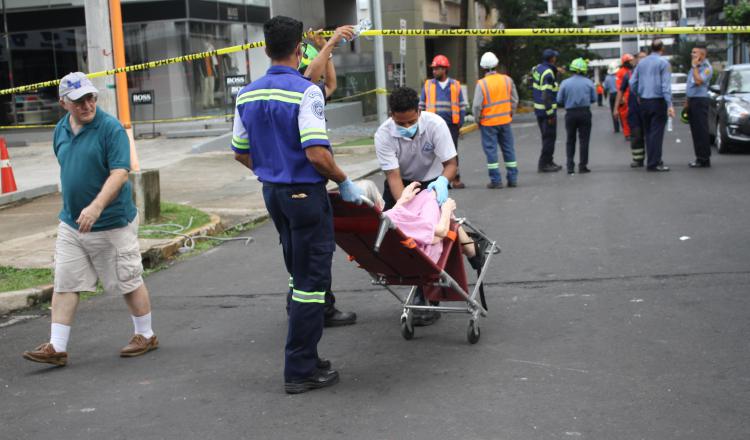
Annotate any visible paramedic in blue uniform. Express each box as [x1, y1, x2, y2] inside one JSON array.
[[629, 39, 674, 172], [686, 43, 713, 168], [232, 16, 363, 394]]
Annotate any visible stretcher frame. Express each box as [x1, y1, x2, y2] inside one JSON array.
[[330, 193, 498, 344]]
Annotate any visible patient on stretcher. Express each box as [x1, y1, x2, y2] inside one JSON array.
[[356, 180, 485, 269]]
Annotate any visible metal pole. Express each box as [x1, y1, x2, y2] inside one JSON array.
[[2, 0, 17, 125], [370, 0, 387, 124], [84, 0, 117, 116], [109, 0, 139, 170]]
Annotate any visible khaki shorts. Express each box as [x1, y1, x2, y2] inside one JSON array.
[[54, 214, 144, 295]]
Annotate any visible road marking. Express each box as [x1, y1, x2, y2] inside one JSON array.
[[0, 315, 42, 328]]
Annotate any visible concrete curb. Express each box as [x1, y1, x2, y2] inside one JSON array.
[[0, 285, 53, 315], [141, 214, 224, 268], [0, 184, 58, 208]]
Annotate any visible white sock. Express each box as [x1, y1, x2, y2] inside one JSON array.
[[132, 312, 154, 338], [50, 323, 71, 353]]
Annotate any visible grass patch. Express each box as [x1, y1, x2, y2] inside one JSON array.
[[139, 202, 212, 239], [0, 266, 53, 293], [334, 136, 374, 148]]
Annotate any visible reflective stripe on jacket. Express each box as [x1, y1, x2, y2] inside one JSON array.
[[479, 73, 513, 126], [532, 63, 559, 116], [423, 79, 461, 124]]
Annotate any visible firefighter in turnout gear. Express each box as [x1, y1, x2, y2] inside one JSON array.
[[533, 48, 563, 172], [420, 55, 467, 188]]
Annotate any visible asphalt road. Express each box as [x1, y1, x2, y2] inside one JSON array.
[[2, 106, 749, 440]]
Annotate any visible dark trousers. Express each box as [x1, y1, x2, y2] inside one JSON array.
[[448, 123, 461, 180], [383, 176, 439, 210], [597, 94, 603, 106], [628, 106, 645, 162], [564, 107, 592, 169], [640, 98, 668, 169], [263, 182, 334, 381], [688, 97, 711, 162], [608, 94, 620, 133], [536, 113, 558, 166]]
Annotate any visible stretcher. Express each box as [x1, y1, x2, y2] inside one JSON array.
[[329, 193, 498, 344]]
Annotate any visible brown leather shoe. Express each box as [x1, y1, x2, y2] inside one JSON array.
[[451, 180, 465, 189], [22, 342, 68, 366], [120, 334, 159, 357]]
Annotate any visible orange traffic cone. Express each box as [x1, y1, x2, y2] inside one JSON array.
[[1, 137, 18, 194]]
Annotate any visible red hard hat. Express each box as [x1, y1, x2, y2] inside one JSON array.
[[431, 55, 450, 68], [621, 53, 634, 63]]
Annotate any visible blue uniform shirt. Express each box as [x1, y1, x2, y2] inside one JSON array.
[[53, 107, 136, 231], [629, 53, 672, 106], [603, 74, 617, 94], [557, 74, 596, 109], [686, 59, 713, 98], [232, 65, 331, 184]]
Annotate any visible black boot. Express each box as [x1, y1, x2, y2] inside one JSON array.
[[323, 291, 357, 327]]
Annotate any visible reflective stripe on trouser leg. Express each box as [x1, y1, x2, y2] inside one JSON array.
[[497, 123, 518, 183], [480, 125, 501, 184]]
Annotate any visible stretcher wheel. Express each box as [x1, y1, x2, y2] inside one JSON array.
[[400, 316, 414, 340], [467, 320, 480, 344]]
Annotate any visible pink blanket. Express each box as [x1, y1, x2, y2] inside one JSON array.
[[384, 190, 443, 263]]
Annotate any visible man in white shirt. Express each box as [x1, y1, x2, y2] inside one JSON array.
[[374, 87, 457, 210], [374, 86, 457, 326]]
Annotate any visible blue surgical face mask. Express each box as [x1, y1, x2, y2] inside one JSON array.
[[397, 123, 418, 138]]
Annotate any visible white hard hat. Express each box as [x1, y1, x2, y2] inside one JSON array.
[[607, 61, 619, 75], [480, 52, 499, 69]]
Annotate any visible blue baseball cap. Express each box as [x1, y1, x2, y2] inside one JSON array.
[[59, 72, 99, 101], [542, 49, 560, 61]]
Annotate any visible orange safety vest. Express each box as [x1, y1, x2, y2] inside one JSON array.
[[478, 73, 513, 126], [423, 79, 461, 124]]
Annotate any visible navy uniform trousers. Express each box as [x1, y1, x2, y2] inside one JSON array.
[[263, 182, 334, 381], [564, 107, 592, 170], [639, 98, 668, 169], [536, 112, 558, 167], [687, 97, 711, 162]]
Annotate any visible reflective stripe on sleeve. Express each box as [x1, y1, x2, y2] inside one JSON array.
[[300, 128, 329, 143], [232, 136, 250, 150]]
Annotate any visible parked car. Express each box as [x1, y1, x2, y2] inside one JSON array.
[[709, 64, 750, 154], [671, 73, 687, 101]]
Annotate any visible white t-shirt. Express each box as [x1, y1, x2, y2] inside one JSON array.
[[374, 111, 457, 182], [439, 79, 450, 89]]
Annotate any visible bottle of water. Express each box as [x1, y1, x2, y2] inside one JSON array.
[[341, 18, 372, 45], [667, 116, 673, 132]]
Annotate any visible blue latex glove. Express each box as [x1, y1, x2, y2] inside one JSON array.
[[427, 175, 450, 205], [338, 178, 364, 204]]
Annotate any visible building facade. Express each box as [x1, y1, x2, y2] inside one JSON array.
[[548, 0, 707, 72]]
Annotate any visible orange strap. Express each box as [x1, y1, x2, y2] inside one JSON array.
[[401, 238, 417, 249], [347, 255, 356, 262], [445, 230, 457, 242]]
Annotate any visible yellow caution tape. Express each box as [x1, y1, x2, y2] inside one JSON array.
[[328, 88, 388, 103], [356, 26, 750, 37], [2, 26, 748, 96], [0, 123, 57, 129]]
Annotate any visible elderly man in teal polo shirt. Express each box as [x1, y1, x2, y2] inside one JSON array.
[[22, 72, 158, 367]]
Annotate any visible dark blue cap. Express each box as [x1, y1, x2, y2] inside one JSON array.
[[542, 49, 559, 61]]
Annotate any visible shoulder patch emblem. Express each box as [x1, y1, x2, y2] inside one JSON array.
[[312, 100, 325, 119], [422, 142, 435, 153]]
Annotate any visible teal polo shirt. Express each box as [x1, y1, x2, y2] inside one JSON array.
[[53, 107, 137, 231]]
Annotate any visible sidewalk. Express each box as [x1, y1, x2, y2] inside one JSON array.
[[0, 124, 382, 313]]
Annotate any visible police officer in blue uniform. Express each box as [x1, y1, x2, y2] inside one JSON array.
[[533, 49, 563, 173], [232, 16, 363, 394], [686, 43, 714, 168], [629, 39, 674, 172]]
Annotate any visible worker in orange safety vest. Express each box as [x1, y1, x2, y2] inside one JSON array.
[[420, 54, 467, 188]]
